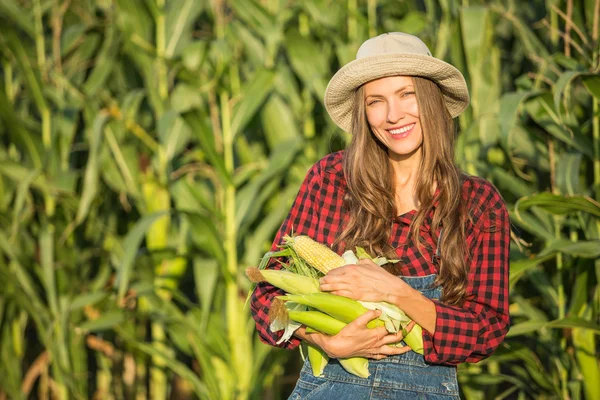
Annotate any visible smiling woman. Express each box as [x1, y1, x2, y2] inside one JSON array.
[[250, 32, 510, 400], [363, 76, 423, 160]]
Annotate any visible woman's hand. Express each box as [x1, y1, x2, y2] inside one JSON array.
[[302, 310, 416, 360], [318, 259, 411, 303]]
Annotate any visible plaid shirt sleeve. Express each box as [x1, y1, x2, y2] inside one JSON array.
[[249, 161, 324, 350], [422, 184, 511, 365]]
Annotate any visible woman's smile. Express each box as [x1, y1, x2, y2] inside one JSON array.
[[387, 123, 416, 138]]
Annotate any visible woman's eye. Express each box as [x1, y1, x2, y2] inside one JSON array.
[[367, 99, 381, 106], [402, 91, 415, 97]]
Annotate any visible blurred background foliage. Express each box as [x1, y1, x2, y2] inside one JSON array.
[[0, 0, 598, 399]]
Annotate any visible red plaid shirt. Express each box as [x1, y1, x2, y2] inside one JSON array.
[[250, 151, 510, 365]]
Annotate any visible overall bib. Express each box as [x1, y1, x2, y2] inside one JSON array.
[[287, 274, 460, 400]]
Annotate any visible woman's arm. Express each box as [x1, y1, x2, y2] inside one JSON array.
[[320, 192, 511, 365], [418, 204, 511, 365]]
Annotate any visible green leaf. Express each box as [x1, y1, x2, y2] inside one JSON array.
[[171, 177, 219, 216], [286, 29, 329, 100], [553, 70, 580, 117], [545, 317, 600, 333], [506, 320, 548, 337], [115, 212, 168, 301], [182, 40, 209, 71], [1, 28, 48, 116], [509, 253, 556, 286], [516, 192, 600, 218], [260, 94, 302, 149], [69, 292, 109, 312], [0, 161, 66, 195], [498, 92, 532, 150], [186, 212, 226, 267], [182, 111, 232, 186], [194, 258, 218, 330], [83, 23, 120, 96], [555, 152, 582, 195], [242, 184, 299, 267], [582, 75, 600, 101], [509, 209, 554, 241], [164, 0, 204, 58], [524, 94, 593, 157], [39, 223, 58, 317], [102, 130, 141, 196], [0, 86, 43, 169], [117, 327, 210, 398], [573, 309, 600, 400], [0, 0, 35, 38], [235, 138, 302, 236], [489, 167, 534, 198], [78, 310, 125, 332], [76, 112, 110, 225], [158, 111, 192, 163], [540, 240, 600, 258], [229, 0, 278, 39], [230, 69, 276, 137], [170, 83, 204, 113]]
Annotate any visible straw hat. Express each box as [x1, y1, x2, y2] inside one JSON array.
[[324, 32, 470, 133]]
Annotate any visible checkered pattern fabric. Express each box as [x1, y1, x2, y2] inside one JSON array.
[[250, 151, 510, 365]]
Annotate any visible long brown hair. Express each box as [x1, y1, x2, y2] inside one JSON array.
[[334, 76, 469, 306]]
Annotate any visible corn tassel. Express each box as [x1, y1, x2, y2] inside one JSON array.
[[284, 235, 345, 273], [307, 344, 328, 377], [279, 293, 384, 329], [289, 310, 370, 378]]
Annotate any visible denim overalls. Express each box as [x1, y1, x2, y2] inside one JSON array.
[[287, 274, 459, 399]]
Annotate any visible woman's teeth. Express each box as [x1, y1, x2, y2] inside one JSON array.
[[389, 124, 415, 135]]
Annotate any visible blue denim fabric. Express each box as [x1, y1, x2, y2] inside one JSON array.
[[288, 274, 460, 400]]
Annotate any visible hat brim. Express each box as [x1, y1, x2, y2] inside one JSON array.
[[324, 53, 470, 132]]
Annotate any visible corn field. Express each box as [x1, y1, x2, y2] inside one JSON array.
[[0, 0, 598, 399]]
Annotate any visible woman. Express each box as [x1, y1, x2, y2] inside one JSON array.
[[250, 32, 510, 399]]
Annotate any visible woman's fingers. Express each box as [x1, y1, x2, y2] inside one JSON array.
[[377, 320, 419, 345], [377, 344, 412, 357], [378, 330, 406, 346], [318, 281, 346, 292]]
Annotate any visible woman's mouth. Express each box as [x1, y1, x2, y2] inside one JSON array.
[[387, 123, 415, 138]]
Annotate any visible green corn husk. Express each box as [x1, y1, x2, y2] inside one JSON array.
[[402, 324, 424, 355], [287, 296, 424, 355], [307, 344, 328, 377], [339, 358, 370, 378], [279, 293, 384, 329], [290, 310, 370, 378], [246, 267, 321, 295], [287, 310, 346, 335]]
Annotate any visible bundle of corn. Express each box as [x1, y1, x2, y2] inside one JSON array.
[[246, 235, 425, 378]]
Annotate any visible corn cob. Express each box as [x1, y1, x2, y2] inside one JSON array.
[[284, 235, 346, 273], [402, 324, 424, 355], [279, 293, 384, 329], [246, 267, 321, 295], [339, 357, 370, 378], [307, 344, 328, 377], [289, 310, 370, 378], [288, 310, 346, 335]]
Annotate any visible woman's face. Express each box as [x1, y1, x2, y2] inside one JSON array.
[[363, 76, 423, 160]]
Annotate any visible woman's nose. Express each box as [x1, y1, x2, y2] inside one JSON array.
[[387, 104, 405, 124]]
